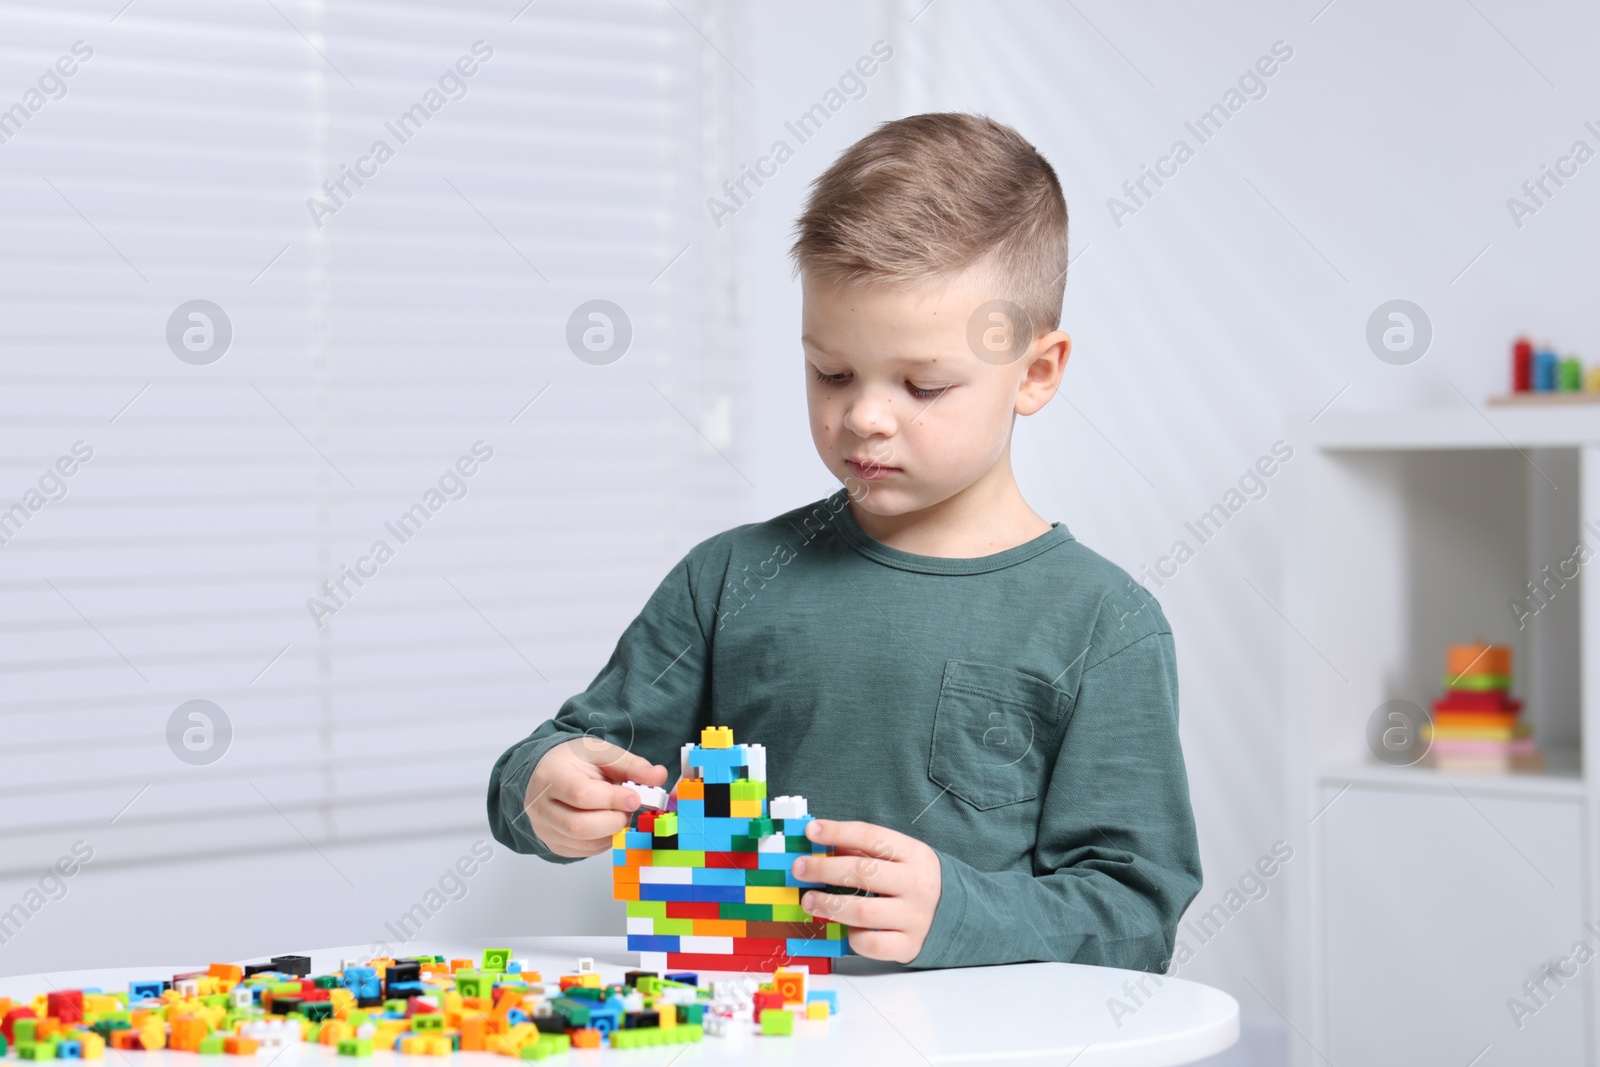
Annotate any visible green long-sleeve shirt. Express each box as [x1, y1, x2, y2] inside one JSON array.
[[487, 488, 1202, 971]]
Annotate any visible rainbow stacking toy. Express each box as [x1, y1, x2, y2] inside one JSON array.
[[612, 727, 853, 974]]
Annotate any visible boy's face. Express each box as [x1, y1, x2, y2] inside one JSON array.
[[801, 267, 1069, 521]]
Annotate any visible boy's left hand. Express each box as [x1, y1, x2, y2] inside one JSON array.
[[793, 819, 942, 965]]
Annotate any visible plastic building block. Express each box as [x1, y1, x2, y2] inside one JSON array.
[[806, 989, 838, 1014], [336, 1038, 373, 1057], [700, 726, 734, 749], [760, 1008, 794, 1035]]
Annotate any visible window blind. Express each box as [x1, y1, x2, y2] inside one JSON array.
[[0, 0, 744, 879]]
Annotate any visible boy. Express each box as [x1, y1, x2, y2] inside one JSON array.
[[488, 112, 1202, 971]]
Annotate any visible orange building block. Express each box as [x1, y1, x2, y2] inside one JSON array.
[[207, 963, 243, 982], [568, 1029, 601, 1049], [223, 1036, 259, 1056], [676, 778, 704, 800], [459, 1016, 487, 1051], [169, 1016, 208, 1051], [613, 883, 640, 901]]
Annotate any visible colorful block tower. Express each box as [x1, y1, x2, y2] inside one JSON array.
[[1423, 641, 1544, 774], [611, 727, 852, 974]]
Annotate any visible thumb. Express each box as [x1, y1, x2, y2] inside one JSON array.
[[591, 745, 668, 787]]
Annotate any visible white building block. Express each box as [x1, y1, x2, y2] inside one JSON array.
[[637, 952, 669, 973], [758, 833, 787, 853], [627, 917, 656, 935], [770, 795, 807, 820], [679, 936, 734, 954], [576, 957, 596, 974], [640, 866, 693, 884], [680, 742, 695, 780], [620, 781, 667, 810], [744, 743, 766, 782]]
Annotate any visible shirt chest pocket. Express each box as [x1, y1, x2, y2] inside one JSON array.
[[927, 660, 1067, 811]]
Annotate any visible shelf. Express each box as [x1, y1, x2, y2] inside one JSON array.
[[1300, 408, 1600, 450], [1317, 748, 1583, 801]]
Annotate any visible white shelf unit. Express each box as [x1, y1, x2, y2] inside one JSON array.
[[1285, 409, 1600, 1067]]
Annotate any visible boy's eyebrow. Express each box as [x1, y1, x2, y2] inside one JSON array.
[[801, 335, 946, 365]]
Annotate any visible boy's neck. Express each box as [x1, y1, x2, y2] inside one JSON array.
[[846, 461, 1051, 559]]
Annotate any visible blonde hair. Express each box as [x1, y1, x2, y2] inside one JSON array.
[[789, 112, 1069, 336]]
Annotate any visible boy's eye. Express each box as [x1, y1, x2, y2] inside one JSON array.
[[812, 368, 950, 400], [813, 369, 850, 385]]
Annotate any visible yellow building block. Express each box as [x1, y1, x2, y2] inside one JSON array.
[[746, 885, 800, 906], [700, 726, 734, 749], [613, 828, 628, 848], [80, 1033, 105, 1060], [138, 1023, 167, 1051], [729, 800, 761, 818], [806, 1001, 830, 1020]]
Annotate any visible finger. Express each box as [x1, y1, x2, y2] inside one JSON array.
[[596, 749, 668, 786], [542, 797, 634, 843], [792, 852, 908, 897], [561, 776, 647, 815], [800, 891, 899, 930], [566, 737, 667, 784], [846, 929, 916, 964], [804, 819, 907, 861]]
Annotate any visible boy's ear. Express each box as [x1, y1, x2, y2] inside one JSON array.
[[1016, 331, 1070, 416]]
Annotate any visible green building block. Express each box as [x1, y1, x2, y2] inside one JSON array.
[[455, 971, 486, 998], [0, 1035, 6, 1057], [719, 903, 773, 921], [383, 999, 408, 1014], [199, 1035, 227, 1055], [679, 1003, 704, 1025], [652, 812, 679, 837], [336, 1038, 373, 1057], [745, 869, 786, 887], [654, 918, 693, 936], [730, 778, 767, 801], [304, 1002, 333, 1022], [785, 836, 811, 853], [626, 900, 667, 919], [13, 1020, 37, 1044], [770, 904, 811, 922], [650, 850, 706, 867], [749, 817, 774, 838], [608, 1024, 703, 1050], [314, 975, 341, 990], [760, 1008, 794, 1036], [481, 948, 511, 972], [518, 1033, 570, 1060], [412, 1014, 444, 1032]]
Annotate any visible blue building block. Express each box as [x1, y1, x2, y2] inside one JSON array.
[[626, 935, 680, 953], [806, 990, 838, 1013], [690, 868, 747, 886], [678, 829, 708, 850], [787, 938, 847, 957], [625, 831, 653, 849], [57, 1041, 83, 1060], [676, 799, 704, 819], [639, 883, 746, 903], [689, 747, 745, 771], [612, 848, 627, 865], [758, 851, 795, 870], [663, 972, 699, 987], [785, 860, 826, 889], [129, 981, 163, 1001]]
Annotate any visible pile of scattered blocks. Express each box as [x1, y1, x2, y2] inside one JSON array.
[[613, 726, 855, 974], [0, 948, 837, 1059]]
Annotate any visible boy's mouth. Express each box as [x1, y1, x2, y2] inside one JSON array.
[[846, 458, 899, 480]]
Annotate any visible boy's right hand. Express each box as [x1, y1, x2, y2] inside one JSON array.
[[523, 737, 668, 858]]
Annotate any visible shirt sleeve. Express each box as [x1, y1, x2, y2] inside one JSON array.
[[486, 553, 715, 862], [907, 630, 1203, 970]]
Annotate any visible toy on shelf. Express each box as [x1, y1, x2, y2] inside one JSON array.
[[1420, 641, 1545, 774], [1492, 336, 1600, 405], [0, 946, 837, 1060], [613, 726, 854, 975]]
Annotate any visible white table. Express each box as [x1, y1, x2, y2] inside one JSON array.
[[0, 937, 1238, 1066]]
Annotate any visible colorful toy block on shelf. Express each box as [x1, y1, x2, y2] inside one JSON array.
[[1491, 336, 1600, 405], [613, 725, 855, 975], [0, 945, 838, 1060], [1420, 640, 1544, 774]]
